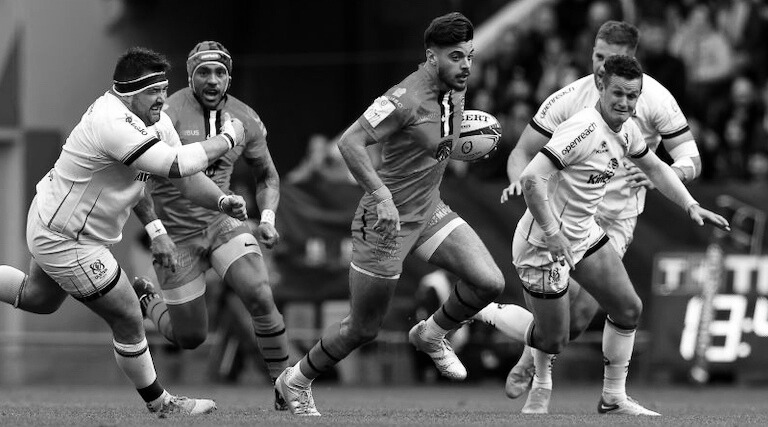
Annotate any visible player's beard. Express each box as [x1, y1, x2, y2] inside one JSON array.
[[437, 63, 469, 91]]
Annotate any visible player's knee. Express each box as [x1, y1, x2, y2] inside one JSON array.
[[569, 306, 599, 339], [535, 334, 569, 354], [239, 279, 276, 314], [175, 329, 208, 349], [475, 265, 505, 299], [613, 297, 643, 327]]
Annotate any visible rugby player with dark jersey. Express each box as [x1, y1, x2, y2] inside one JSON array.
[[275, 12, 505, 416], [130, 41, 290, 411]]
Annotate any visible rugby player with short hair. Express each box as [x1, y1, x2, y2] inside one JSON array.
[[0, 46, 248, 416], [129, 41, 290, 411], [275, 12, 506, 416], [487, 21, 705, 411], [514, 54, 729, 415]]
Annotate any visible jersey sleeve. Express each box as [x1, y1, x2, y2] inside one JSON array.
[[154, 112, 181, 148], [627, 123, 650, 158], [99, 113, 161, 167], [530, 83, 580, 138], [540, 116, 597, 169], [645, 76, 690, 139], [242, 105, 269, 160], [357, 90, 415, 142]]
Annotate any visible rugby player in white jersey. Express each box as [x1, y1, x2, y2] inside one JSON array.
[[0, 47, 248, 416], [514, 54, 728, 415], [481, 21, 704, 409]]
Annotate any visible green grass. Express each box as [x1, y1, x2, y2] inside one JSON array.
[[1, 383, 767, 426]]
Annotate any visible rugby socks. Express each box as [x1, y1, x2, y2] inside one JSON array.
[[143, 297, 177, 344], [602, 317, 635, 402], [473, 303, 533, 342], [432, 280, 490, 331], [298, 322, 350, 382], [252, 310, 289, 380], [113, 338, 167, 405], [531, 348, 555, 390], [0, 265, 27, 307]]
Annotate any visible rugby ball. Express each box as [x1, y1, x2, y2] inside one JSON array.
[[452, 110, 502, 161]]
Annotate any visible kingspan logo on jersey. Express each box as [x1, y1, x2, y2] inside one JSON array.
[[561, 122, 596, 156], [587, 158, 619, 185]]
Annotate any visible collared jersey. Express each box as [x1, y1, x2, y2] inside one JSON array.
[[357, 63, 465, 223], [151, 88, 268, 240], [531, 73, 689, 219], [516, 107, 649, 247], [34, 91, 177, 245]]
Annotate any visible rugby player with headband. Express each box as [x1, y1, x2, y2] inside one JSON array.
[[0, 46, 249, 416], [130, 41, 290, 412]]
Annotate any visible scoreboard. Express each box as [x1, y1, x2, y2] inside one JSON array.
[[650, 253, 768, 381]]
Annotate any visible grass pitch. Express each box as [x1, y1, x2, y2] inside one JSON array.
[[1, 382, 767, 426]]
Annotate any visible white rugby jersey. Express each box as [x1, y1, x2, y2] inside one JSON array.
[[516, 108, 649, 247], [34, 92, 180, 244], [531, 74, 689, 219]]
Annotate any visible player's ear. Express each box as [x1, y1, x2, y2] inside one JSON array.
[[426, 49, 437, 66]]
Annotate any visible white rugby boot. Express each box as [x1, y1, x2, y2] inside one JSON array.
[[148, 395, 216, 417], [521, 387, 551, 414], [408, 320, 467, 381], [597, 396, 660, 416], [275, 367, 321, 416], [505, 347, 534, 398]]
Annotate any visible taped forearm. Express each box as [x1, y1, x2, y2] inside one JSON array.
[[668, 140, 701, 182], [133, 134, 232, 178]]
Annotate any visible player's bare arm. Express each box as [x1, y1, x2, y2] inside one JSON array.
[[501, 125, 550, 203], [245, 149, 281, 248], [519, 153, 575, 269], [337, 121, 400, 238], [170, 172, 248, 221], [133, 193, 178, 272], [632, 150, 730, 231]]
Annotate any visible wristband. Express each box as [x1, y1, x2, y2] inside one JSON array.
[[217, 194, 228, 212], [260, 209, 276, 226], [222, 133, 235, 149], [144, 219, 167, 240]]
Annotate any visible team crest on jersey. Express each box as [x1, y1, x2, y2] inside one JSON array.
[[89, 259, 108, 280], [594, 140, 609, 154], [587, 158, 619, 185], [435, 139, 453, 161]]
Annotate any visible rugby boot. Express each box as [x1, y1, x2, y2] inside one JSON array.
[[597, 396, 660, 416], [275, 367, 321, 416], [521, 387, 551, 414], [148, 395, 216, 417], [408, 320, 467, 381]]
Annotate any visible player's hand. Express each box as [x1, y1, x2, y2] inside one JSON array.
[[151, 234, 178, 273], [256, 222, 280, 249], [219, 112, 246, 147], [500, 180, 523, 203], [544, 230, 575, 270], [373, 198, 400, 239], [624, 162, 655, 189], [688, 204, 731, 231], [219, 194, 248, 221]]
